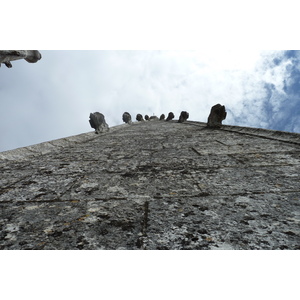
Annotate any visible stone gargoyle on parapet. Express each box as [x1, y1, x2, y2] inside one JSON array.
[[89, 112, 109, 134], [166, 112, 175, 121], [207, 104, 227, 128], [136, 114, 144, 121], [0, 50, 42, 68], [149, 116, 159, 121], [122, 112, 132, 124], [178, 111, 189, 123]]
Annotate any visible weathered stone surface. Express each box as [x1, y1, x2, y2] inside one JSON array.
[[89, 112, 109, 134], [207, 104, 227, 128], [0, 121, 299, 249], [0, 50, 42, 68]]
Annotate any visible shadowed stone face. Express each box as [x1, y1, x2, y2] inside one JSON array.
[[89, 112, 109, 134], [136, 114, 144, 122], [207, 104, 227, 128], [166, 112, 175, 121], [145, 115, 149, 121], [178, 111, 189, 123], [0, 50, 42, 68], [122, 112, 132, 124]]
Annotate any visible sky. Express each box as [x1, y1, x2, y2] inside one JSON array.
[[0, 50, 300, 152]]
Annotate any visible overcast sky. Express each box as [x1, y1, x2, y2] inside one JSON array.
[[1, 50, 299, 152]]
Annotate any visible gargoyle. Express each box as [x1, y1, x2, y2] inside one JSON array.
[[0, 50, 42, 68], [159, 114, 165, 121], [122, 112, 132, 124], [178, 111, 189, 123], [89, 112, 109, 134], [149, 116, 159, 121], [136, 114, 144, 121], [207, 104, 227, 128], [166, 112, 175, 121]]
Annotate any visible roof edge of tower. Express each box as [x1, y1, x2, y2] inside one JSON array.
[[0, 123, 128, 161], [185, 121, 300, 144], [1, 121, 299, 161], [220, 123, 300, 145]]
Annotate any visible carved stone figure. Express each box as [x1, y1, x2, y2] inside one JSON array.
[[166, 112, 175, 121], [178, 111, 189, 123], [159, 114, 165, 121], [122, 112, 132, 124], [207, 104, 227, 128], [136, 114, 144, 122], [0, 50, 42, 68], [145, 115, 149, 121], [89, 112, 109, 134], [149, 116, 159, 121]]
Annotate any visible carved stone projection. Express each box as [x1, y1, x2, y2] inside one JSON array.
[[122, 112, 132, 124], [207, 104, 227, 128], [178, 111, 189, 123], [136, 114, 144, 122], [166, 112, 175, 121], [145, 115, 149, 121], [89, 112, 109, 134], [0, 50, 42, 68], [159, 114, 165, 121], [149, 116, 159, 121]]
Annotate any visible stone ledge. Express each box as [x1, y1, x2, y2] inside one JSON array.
[[183, 121, 300, 145], [0, 123, 128, 161], [220, 124, 300, 145], [1, 121, 300, 161]]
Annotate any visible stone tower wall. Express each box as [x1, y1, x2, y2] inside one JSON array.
[[1, 121, 299, 249]]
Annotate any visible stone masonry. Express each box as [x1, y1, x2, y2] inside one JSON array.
[[0, 121, 299, 249]]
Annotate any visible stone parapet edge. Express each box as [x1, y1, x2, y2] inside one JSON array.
[[0, 123, 129, 161], [184, 121, 300, 145], [221, 124, 300, 146], [1, 121, 300, 161]]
